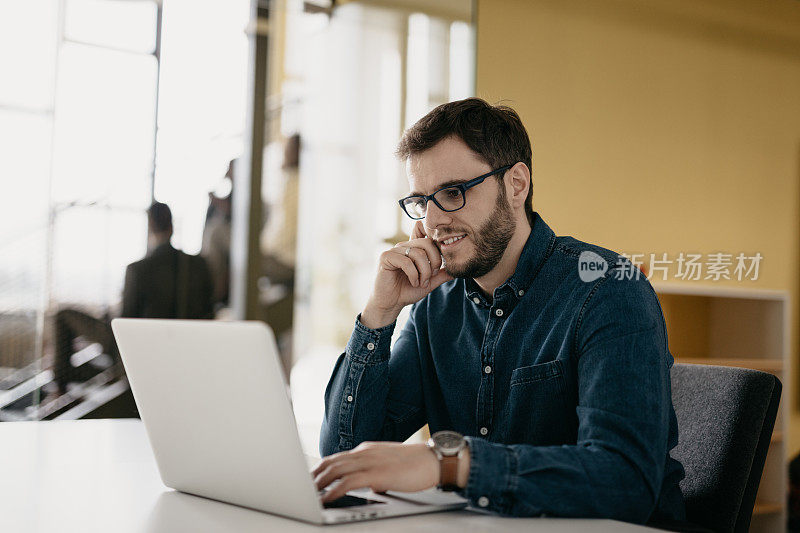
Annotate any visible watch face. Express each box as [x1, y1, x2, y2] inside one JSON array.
[[432, 430, 464, 455]]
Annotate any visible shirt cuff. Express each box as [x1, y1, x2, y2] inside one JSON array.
[[460, 436, 517, 513], [345, 314, 396, 363]]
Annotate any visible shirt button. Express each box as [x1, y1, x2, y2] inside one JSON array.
[[518, 289, 525, 297], [477, 496, 490, 508], [494, 308, 503, 317], [472, 297, 480, 304], [346, 395, 354, 402], [483, 365, 492, 374], [479, 426, 488, 436], [366, 342, 375, 351]]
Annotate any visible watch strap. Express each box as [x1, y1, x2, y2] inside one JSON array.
[[439, 454, 459, 491]]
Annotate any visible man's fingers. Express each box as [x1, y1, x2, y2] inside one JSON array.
[[385, 247, 432, 287], [401, 247, 432, 286], [315, 460, 365, 492], [311, 451, 345, 477], [410, 222, 443, 270], [395, 239, 443, 274], [312, 456, 340, 479], [311, 459, 330, 478], [411, 220, 426, 240], [415, 240, 443, 273], [382, 251, 420, 287], [322, 473, 372, 503], [385, 236, 444, 288]]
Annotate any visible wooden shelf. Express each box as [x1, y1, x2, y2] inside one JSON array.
[[652, 282, 787, 301], [753, 501, 784, 515], [674, 357, 783, 373]]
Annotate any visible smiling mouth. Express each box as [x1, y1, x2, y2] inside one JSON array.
[[438, 234, 467, 249]]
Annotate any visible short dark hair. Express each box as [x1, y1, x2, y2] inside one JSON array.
[[147, 202, 173, 234], [396, 97, 533, 227]]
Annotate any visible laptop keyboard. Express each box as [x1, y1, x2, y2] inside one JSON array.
[[320, 492, 386, 509]]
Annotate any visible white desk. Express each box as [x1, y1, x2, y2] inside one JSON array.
[[0, 420, 664, 532]]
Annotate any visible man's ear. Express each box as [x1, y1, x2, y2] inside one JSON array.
[[507, 162, 530, 209]]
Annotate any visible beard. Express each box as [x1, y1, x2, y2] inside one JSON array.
[[439, 186, 516, 279]]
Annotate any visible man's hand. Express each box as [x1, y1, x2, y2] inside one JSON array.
[[312, 442, 439, 503], [361, 221, 453, 329]]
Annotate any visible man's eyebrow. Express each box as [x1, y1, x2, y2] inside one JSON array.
[[409, 178, 470, 197]]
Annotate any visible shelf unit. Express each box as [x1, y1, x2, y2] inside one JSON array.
[[653, 282, 789, 533]]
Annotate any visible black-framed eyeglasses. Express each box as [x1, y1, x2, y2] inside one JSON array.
[[398, 165, 512, 220]]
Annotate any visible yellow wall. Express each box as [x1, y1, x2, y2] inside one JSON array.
[[476, 0, 800, 456]]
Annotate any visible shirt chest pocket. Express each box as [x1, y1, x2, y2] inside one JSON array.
[[510, 358, 565, 386], [503, 359, 573, 445]]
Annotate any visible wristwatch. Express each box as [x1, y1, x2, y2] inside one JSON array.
[[427, 430, 466, 491]]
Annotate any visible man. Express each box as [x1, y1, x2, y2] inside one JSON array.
[[314, 98, 686, 525], [53, 202, 214, 394], [123, 202, 214, 320]]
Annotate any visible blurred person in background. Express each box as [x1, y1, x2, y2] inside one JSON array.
[[52, 202, 214, 396], [259, 134, 301, 373], [261, 133, 300, 282], [202, 160, 234, 310]]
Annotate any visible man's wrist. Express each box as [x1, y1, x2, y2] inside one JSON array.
[[427, 431, 470, 490], [360, 303, 401, 330]]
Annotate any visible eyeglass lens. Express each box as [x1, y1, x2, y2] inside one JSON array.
[[403, 187, 464, 218]]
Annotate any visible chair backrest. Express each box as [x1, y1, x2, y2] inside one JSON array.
[[670, 363, 781, 533]]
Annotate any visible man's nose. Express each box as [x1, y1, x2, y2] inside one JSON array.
[[424, 199, 452, 232]]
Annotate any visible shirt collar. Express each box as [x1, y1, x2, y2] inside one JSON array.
[[464, 211, 557, 305]]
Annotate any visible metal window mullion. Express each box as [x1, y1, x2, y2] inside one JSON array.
[[150, 1, 162, 202], [34, 0, 68, 415]]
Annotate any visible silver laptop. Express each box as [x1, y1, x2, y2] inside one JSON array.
[[111, 319, 467, 524]]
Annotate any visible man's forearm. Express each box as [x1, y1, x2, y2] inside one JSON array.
[[319, 316, 397, 456], [458, 437, 657, 522]]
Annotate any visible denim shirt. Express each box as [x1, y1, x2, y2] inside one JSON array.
[[320, 211, 686, 524]]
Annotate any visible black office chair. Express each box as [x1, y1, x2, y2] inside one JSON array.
[[663, 363, 782, 533]]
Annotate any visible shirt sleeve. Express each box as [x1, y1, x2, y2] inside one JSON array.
[[458, 273, 676, 524], [319, 305, 427, 456]]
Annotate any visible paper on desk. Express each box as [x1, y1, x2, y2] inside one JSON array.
[[384, 488, 468, 506]]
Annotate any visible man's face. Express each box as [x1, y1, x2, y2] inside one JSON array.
[[406, 136, 516, 279]]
